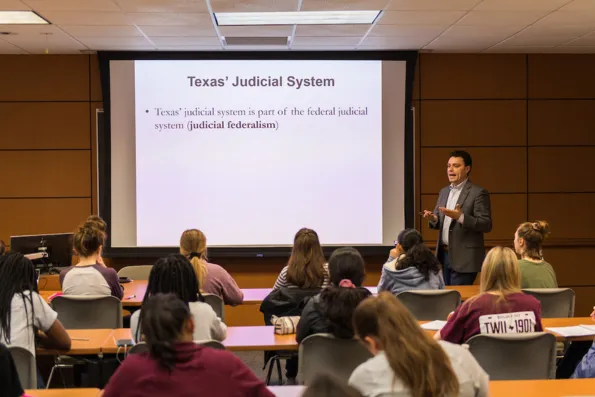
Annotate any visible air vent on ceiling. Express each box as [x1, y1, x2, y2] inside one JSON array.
[[224, 36, 289, 46]]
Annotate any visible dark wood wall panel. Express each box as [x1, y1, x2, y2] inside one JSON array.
[[0, 198, 91, 244], [546, 247, 595, 287], [420, 54, 526, 99], [0, 55, 89, 101], [529, 194, 595, 239], [529, 147, 595, 192], [570, 287, 595, 317], [421, 100, 526, 147], [0, 151, 91, 198], [90, 55, 103, 102], [0, 103, 90, 149], [420, 147, 527, 194], [528, 100, 595, 146], [529, 55, 595, 99]]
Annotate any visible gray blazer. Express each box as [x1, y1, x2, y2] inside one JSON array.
[[430, 181, 492, 273]]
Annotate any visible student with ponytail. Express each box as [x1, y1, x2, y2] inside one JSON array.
[[180, 229, 243, 305], [102, 294, 274, 397], [296, 247, 371, 343], [349, 292, 488, 397], [514, 220, 557, 288]]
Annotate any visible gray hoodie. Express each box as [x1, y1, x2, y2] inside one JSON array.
[[377, 255, 445, 295]]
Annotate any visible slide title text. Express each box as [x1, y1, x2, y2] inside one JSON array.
[[187, 75, 335, 89]]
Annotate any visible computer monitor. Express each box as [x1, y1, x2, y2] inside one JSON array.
[[10, 233, 74, 268]]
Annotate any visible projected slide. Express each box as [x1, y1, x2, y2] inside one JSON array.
[[133, 60, 382, 246]]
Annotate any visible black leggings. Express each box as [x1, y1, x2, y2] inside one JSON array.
[[557, 341, 592, 378]]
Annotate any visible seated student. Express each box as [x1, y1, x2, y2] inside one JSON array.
[[303, 373, 363, 397], [296, 247, 372, 343], [377, 229, 444, 295], [0, 254, 71, 387], [131, 254, 226, 343], [0, 343, 24, 397], [180, 229, 243, 306], [102, 294, 274, 397], [60, 221, 123, 299], [514, 220, 557, 289], [272, 228, 329, 291], [436, 246, 543, 344], [349, 292, 488, 397]]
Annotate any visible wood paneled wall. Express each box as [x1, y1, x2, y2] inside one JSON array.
[[415, 54, 595, 315], [1, 53, 594, 314]]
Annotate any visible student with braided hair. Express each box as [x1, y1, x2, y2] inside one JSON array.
[[131, 254, 226, 343]]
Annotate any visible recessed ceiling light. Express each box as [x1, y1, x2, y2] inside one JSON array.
[[0, 11, 50, 25], [215, 10, 381, 26]]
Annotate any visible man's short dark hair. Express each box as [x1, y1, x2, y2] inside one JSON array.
[[0, 240, 5, 256], [449, 150, 472, 175]]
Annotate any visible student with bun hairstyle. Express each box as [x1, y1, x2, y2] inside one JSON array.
[[436, 246, 543, 344], [180, 229, 243, 305], [296, 247, 371, 343], [514, 220, 557, 289], [378, 229, 444, 295], [349, 292, 488, 397], [102, 294, 274, 397], [60, 221, 123, 299]]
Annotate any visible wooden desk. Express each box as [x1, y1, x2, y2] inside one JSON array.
[[25, 389, 100, 397], [490, 379, 595, 397], [37, 329, 114, 356]]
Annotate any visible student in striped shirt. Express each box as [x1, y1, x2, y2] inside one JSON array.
[[272, 228, 329, 291]]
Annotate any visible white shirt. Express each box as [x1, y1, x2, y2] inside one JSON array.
[[441, 179, 468, 246], [0, 291, 58, 356], [349, 341, 489, 397], [130, 301, 227, 343]]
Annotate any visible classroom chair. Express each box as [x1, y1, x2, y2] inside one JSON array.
[[51, 295, 123, 329], [203, 293, 225, 323], [118, 265, 153, 280], [466, 332, 557, 380], [8, 345, 36, 389], [396, 290, 462, 320], [522, 288, 575, 318], [298, 334, 372, 386]]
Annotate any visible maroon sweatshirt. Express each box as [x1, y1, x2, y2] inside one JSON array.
[[102, 342, 274, 397]]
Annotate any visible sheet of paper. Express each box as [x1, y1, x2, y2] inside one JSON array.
[[421, 320, 447, 331], [579, 324, 595, 332], [546, 326, 595, 337]]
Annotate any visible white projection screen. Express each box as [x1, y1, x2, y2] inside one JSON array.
[[98, 52, 416, 257]]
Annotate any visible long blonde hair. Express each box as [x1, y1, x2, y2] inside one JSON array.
[[179, 229, 208, 289], [354, 292, 459, 397], [480, 246, 521, 295]]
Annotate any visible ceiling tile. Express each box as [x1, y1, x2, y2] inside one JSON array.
[[137, 25, 216, 36], [300, 0, 389, 11], [368, 24, 448, 37], [22, 0, 120, 11], [387, 0, 481, 10], [2, 27, 87, 52], [441, 25, 523, 39], [0, 0, 31, 10], [549, 45, 595, 53], [360, 36, 433, 48], [114, 0, 209, 13], [36, 11, 130, 25], [126, 12, 212, 25], [0, 38, 27, 53], [292, 36, 361, 46], [210, 0, 298, 12], [149, 36, 221, 46], [156, 45, 222, 51], [218, 25, 293, 37], [502, 25, 592, 46], [566, 31, 595, 45], [60, 25, 142, 37], [295, 24, 370, 37], [226, 44, 288, 50], [78, 36, 152, 48], [484, 45, 554, 53], [560, 0, 595, 11], [474, 0, 572, 11], [539, 10, 595, 25], [378, 10, 466, 24], [457, 10, 548, 26], [291, 45, 356, 50]]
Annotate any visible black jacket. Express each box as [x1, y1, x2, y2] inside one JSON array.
[[0, 344, 24, 397], [259, 287, 321, 325]]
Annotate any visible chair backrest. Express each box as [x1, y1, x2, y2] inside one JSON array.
[[522, 288, 575, 318], [298, 333, 372, 385], [466, 332, 557, 380], [196, 340, 225, 350], [203, 293, 225, 322], [128, 342, 149, 355], [118, 265, 153, 280], [396, 290, 462, 320], [8, 345, 36, 389], [51, 295, 123, 329]]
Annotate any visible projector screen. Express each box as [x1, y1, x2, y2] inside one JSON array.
[[98, 52, 416, 256]]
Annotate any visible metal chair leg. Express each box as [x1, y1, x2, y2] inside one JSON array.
[[47, 366, 56, 389], [276, 358, 282, 384]]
